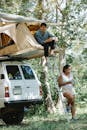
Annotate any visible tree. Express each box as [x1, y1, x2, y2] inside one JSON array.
[[0, 0, 87, 112]]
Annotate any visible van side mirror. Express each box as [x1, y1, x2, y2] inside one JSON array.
[[0, 74, 5, 79]]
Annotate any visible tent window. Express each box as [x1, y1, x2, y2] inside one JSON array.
[[0, 33, 15, 49], [28, 24, 40, 35]]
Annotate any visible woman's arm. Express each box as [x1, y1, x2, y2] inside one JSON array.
[[58, 75, 72, 87]]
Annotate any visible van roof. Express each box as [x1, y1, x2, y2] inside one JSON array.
[[0, 56, 29, 62], [1, 60, 24, 64]]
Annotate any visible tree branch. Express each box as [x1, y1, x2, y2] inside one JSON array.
[[55, 0, 64, 16]]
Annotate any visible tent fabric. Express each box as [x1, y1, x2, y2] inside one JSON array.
[[16, 23, 43, 51], [0, 12, 59, 59], [0, 44, 18, 56], [0, 24, 16, 43], [0, 23, 43, 49], [0, 15, 44, 58]]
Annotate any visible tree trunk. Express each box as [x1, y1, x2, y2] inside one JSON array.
[[59, 49, 66, 74], [40, 60, 56, 113], [34, 0, 44, 20], [56, 49, 66, 114]]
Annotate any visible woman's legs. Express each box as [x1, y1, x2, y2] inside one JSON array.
[[71, 96, 76, 118], [63, 92, 76, 118]]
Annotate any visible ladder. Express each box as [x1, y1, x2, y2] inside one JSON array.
[[47, 55, 70, 123]]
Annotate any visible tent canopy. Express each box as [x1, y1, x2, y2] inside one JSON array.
[[0, 12, 59, 60], [0, 12, 44, 59]]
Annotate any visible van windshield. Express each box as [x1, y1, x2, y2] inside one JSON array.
[[21, 65, 35, 79], [6, 65, 22, 80]]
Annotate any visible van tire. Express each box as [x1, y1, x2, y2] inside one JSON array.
[[2, 110, 24, 125]]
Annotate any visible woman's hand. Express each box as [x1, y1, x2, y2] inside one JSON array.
[[66, 81, 72, 85], [58, 75, 73, 87]]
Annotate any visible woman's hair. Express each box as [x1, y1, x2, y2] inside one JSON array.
[[63, 64, 71, 73]]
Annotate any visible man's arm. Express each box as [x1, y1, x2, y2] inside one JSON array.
[[34, 32, 53, 44], [48, 31, 58, 42], [34, 32, 44, 45]]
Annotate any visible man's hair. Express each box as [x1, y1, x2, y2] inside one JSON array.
[[63, 64, 71, 73], [40, 23, 47, 27]]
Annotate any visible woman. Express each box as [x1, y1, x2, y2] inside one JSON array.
[[58, 64, 76, 120]]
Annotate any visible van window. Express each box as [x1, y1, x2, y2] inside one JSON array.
[[6, 65, 22, 80], [21, 65, 35, 79]]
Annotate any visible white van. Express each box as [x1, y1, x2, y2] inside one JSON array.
[[0, 60, 42, 124]]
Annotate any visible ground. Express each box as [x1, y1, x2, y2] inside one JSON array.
[[0, 106, 87, 130]]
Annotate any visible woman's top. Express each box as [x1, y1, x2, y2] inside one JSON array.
[[61, 73, 75, 95]]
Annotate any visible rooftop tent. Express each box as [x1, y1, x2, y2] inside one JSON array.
[[0, 12, 44, 59]]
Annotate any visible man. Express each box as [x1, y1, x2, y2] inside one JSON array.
[[34, 23, 57, 65]]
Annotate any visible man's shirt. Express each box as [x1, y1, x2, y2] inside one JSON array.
[[34, 29, 53, 45]]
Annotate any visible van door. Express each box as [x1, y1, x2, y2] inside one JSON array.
[[5, 65, 26, 101], [0, 77, 5, 107], [20, 65, 40, 100]]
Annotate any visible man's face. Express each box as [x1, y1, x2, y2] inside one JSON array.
[[40, 25, 47, 33]]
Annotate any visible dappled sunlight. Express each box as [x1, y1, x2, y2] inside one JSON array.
[[0, 106, 87, 130]]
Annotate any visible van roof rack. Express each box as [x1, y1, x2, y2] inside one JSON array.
[[0, 55, 28, 62]]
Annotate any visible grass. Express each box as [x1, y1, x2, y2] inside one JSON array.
[[0, 106, 87, 130]]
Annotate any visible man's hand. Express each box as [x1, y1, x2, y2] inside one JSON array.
[[44, 37, 58, 44], [44, 38, 53, 43], [52, 37, 58, 42], [55, 37, 58, 42]]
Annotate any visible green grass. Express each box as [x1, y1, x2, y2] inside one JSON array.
[[0, 107, 87, 130]]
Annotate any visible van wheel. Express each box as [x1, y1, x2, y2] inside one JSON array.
[[2, 110, 24, 125]]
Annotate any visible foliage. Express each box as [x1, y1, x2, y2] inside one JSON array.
[[0, 0, 87, 116]]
